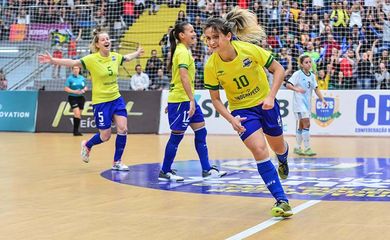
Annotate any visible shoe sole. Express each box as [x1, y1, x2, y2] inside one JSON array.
[[203, 171, 228, 179], [271, 207, 294, 218], [80, 141, 89, 163], [158, 177, 184, 182]]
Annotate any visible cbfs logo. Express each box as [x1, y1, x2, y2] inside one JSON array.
[[356, 94, 390, 126], [311, 94, 341, 127]]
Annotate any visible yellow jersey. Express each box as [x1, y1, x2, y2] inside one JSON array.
[[204, 41, 274, 111], [317, 74, 330, 90], [168, 43, 195, 103], [80, 52, 123, 104]]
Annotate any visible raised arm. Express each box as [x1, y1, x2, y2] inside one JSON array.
[[123, 46, 144, 62]]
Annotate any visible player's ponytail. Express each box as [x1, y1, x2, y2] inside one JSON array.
[[168, 21, 190, 71], [224, 7, 266, 45]]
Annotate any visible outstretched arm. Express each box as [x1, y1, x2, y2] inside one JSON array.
[[39, 51, 82, 68]]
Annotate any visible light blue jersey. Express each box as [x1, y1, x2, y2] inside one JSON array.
[[65, 74, 86, 97], [287, 70, 317, 113]]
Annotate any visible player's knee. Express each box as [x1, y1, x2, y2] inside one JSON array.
[[170, 131, 184, 145], [100, 132, 111, 142]]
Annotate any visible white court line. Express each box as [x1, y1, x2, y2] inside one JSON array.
[[226, 200, 321, 240]]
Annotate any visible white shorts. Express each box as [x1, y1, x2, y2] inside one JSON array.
[[294, 112, 311, 120]]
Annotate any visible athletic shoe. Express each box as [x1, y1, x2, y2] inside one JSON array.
[[80, 140, 90, 163], [202, 165, 227, 178], [73, 132, 83, 136], [304, 148, 317, 156], [293, 147, 304, 155], [271, 200, 293, 218], [277, 160, 289, 180], [112, 162, 130, 171], [158, 170, 184, 182]]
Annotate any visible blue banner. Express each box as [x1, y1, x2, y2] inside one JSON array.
[[0, 91, 38, 132]]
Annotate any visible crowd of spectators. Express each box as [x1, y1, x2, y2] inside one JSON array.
[[1, 0, 390, 90]]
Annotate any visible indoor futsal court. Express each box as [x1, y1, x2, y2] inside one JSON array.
[[0, 132, 389, 240]]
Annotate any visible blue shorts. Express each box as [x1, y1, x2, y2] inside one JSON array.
[[93, 97, 127, 130], [231, 100, 283, 141], [167, 101, 205, 131]]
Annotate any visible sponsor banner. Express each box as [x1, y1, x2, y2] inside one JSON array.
[[9, 24, 27, 42], [0, 91, 38, 132], [159, 90, 390, 136], [36, 91, 161, 133], [27, 24, 70, 41]]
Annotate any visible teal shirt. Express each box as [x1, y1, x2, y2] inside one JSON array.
[[65, 74, 86, 97]]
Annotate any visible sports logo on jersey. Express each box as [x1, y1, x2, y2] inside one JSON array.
[[112, 56, 116, 61], [311, 93, 341, 127], [217, 70, 225, 77], [242, 58, 252, 68]]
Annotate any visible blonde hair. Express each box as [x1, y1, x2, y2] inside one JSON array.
[[223, 7, 266, 45], [89, 28, 108, 53]]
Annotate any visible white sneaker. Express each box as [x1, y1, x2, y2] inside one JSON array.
[[202, 166, 227, 179], [112, 162, 129, 171], [80, 140, 90, 163], [158, 170, 184, 182]]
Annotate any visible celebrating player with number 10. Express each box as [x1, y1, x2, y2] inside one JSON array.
[[203, 7, 293, 217], [39, 30, 144, 171]]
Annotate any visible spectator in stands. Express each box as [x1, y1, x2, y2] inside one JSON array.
[[149, 68, 169, 90], [123, 0, 135, 26], [304, 41, 320, 73], [330, 1, 349, 39], [278, 48, 293, 79], [374, 62, 390, 89], [159, 26, 173, 63], [39, 30, 144, 171], [0, 69, 7, 90], [267, 0, 281, 30], [64, 65, 87, 136], [52, 43, 64, 79], [16, 8, 30, 24], [349, 1, 363, 29], [68, 28, 82, 59], [338, 51, 354, 89], [376, 10, 390, 54], [130, 64, 150, 90], [168, 0, 181, 8], [146, 0, 158, 15], [134, 0, 145, 18], [175, 9, 187, 25], [316, 65, 331, 90], [145, 49, 163, 84], [94, 8, 108, 29], [356, 41, 374, 89]]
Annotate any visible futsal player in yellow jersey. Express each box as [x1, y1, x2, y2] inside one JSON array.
[[39, 30, 144, 171], [203, 7, 293, 218], [158, 21, 226, 181]]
